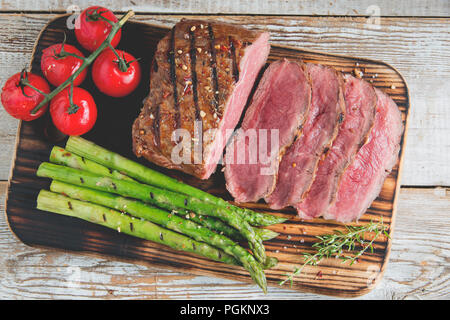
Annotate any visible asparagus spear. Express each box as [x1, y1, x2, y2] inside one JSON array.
[[254, 228, 279, 242], [50, 180, 269, 292], [37, 190, 238, 266], [50, 146, 134, 182], [65, 136, 287, 227], [37, 162, 267, 264]]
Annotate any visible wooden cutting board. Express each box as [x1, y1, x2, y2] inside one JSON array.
[[4, 15, 410, 297]]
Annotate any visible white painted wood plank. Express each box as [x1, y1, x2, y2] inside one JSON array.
[[0, 0, 449, 17], [0, 14, 449, 185], [1, 182, 448, 299]]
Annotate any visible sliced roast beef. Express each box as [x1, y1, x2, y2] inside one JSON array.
[[266, 63, 345, 209], [295, 74, 377, 219], [132, 19, 270, 179], [324, 88, 403, 222], [224, 59, 311, 203]]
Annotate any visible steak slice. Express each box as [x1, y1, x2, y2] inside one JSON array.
[[324, 88, 403, 222], [225, 59, 311, 203], [132, 19, 270, 179], [295, 74, 377, 219], [266, 63, 345, 209]]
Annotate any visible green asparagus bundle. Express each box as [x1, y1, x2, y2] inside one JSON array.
[[50, 180, 270, 292], [50, 146, 279, 241], [65, 136, 287, 227], [37, 162, 267, 264], [37, 139, 289, 292], [37, 190, 239, 266]]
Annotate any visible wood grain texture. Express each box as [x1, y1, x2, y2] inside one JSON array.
[[1, 182, 448, 299], [0, 0, 449, 17], [0, 14, 449, 185], [4, 15, 410, 297]]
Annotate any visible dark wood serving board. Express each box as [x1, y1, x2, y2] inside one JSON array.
[[4, 15, 410, 297]]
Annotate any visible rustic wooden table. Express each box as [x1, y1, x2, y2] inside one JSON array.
[[0, 1, 448, 299]]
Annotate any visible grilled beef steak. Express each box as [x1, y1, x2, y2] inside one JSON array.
[[324, 88, 403, 222], [266, 63, 345, 209], [132, 19, 270, 179], [224, 59, 311, 203], [295, 74, 377, 219]]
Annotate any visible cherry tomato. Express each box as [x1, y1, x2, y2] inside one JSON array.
[[50, 87, 97, 136], [1, 71, 50, 121], [75, 6, 121, 52], [41, 43, 87, 87], [92, 49, 141, 97]]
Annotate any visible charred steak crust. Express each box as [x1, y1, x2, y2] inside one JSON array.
[[132, 19, 268, 179]]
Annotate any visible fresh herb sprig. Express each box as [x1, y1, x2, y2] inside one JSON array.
[[280, 220, 389, 287]]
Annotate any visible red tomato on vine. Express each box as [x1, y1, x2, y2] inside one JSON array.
[[1, 71, 50, 121], [92, 49, 141, 97], [75, 6, 122, 52], [50, 87, 97, 136], [41, 43, 87, 87]]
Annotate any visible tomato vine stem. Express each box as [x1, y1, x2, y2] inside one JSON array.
[[18, 69, 47, 97], [30, 10, 135, 115], [52, 33, 86, 61]]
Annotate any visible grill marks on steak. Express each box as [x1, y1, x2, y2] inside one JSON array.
[[132, 19, 270, 179], [188, 28, 201, 121], [266, 63, 345, 209], [295, 74, 377, 219], [224, 59, 312, 203], [207, 24, 220, 112], [168, 27, 182, 130], [324, 88, 403, 222]]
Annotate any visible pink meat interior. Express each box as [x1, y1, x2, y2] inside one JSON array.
[[225, 59, 310, 202], [296, 75, 377, 219], [324, 88, 403, 222], [201, 32, 270, 179], [266, 63, 343, 209]]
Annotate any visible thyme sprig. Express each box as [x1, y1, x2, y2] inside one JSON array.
[[280, 219, 390, 287]]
